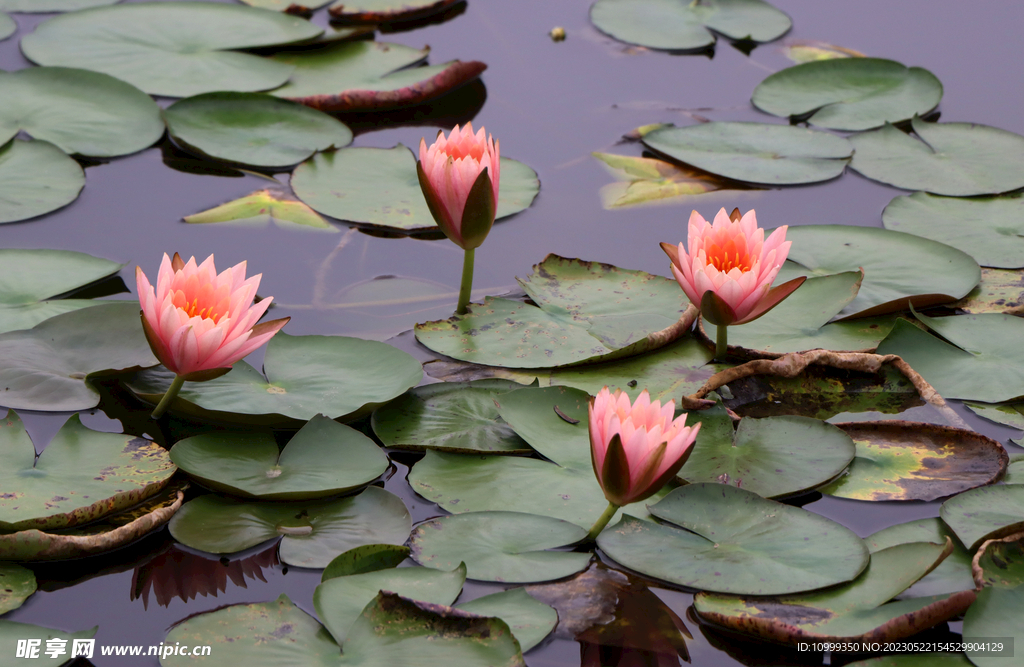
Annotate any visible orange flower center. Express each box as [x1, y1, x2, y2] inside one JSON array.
[[172, 282, 229, 324], [184, 298, 222, 323], [705, 239, 752, 273]]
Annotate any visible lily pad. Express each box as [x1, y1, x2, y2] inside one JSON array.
[[751, 58, 942, 131], [314, 563, 466, 644], [820, 421, 1007, 501], [0, 67, 163, 158], [410, 511, 591, 583], [127, 332, 422, 427], [848, 656, 974, 667], [455, 588, 557, 652], [415, 255, 690, 368], [184, 186, 335, 231], [0, 301, 157, 411], [0, 622, 95, 666], [641, 122, 852, 185], [169, 415, 388, 500], [240, 0, 333, 9], [1007, 455, 1024, 482], [371, 380, 532, 454], [164, 92, 352, 168], [962, 586, 1024, 667], [0, 248, 123, 334], [291, 145, 538, 232], [940, 484, 1024, 550], [590, 0, 792, 51], [866, 518, 975, 598], [592, 152, 737, 209], [950, 268, 1024, 316], [850, 118, 1024, 196], [0, 562, 35, 614], [974, 533, 1024, 589], [598, 484, 869, 595], [321, 544, 411, 580], [162, 594, 341, 667], [328, 0, 461, 22], [0, 13, 11, 40], [0, 139, 84, 224], [270, 41, 485, 112], [678, 403, 855, 498], [693, 541, 975, 643], [776, 225, 980, 318], [0, 0, 118, 10], [168, 486, 412, 568], [965, 402, 1024, 447], [874, 312, 1024, 403], [781, 40, 864, 64], [882, 192, 1024, 269], [21, 2, 324, 97]]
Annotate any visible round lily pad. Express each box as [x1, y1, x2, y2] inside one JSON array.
[[410, 511, 591, 583], [328, 0, 460, 22], [821, 421, 1007, 501], [962, 586, 1024, 667], [0, 410, 176, 531], [940, 484, 1024, 550], [168, 486, 411, 568], [776, 225, 980, 318], [455, 588, 557, 653], [21, 2, 324, 97], [0, 67, 163, 158], [128, 332, 422, 427], [164, 92, 352, 168], [679, 404, 855, 498], [866, 518, 975, 598], [882, 192, 1024, 269], [0, 562, 36, 614], [291, 145, 538, 233], [850, 118, 1024, 196], [170, 415, 388, 500], [641, 122, 852, 185], [371, 380, 532, 454], [752, 58, 942, 131], [590, 0, 792, 51], [0, 139, 84, 224], [597, 484, 869, 595]]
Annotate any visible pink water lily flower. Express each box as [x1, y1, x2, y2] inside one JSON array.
[[417, 122, 500, 250], [589, 387, 700, 507], [136, 253, 289, 381], [661, 208, 804, 326]]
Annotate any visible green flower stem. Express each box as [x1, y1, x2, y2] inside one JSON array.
[[150, 374, 186, 420], [585, 501, 620, 542], [716, 323, 729, 360], [456, 247, 476, 315]]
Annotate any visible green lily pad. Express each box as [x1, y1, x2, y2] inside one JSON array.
[[0, 13, 12, 40], [270, 41, 486, 112], [850, 118, 1024, 196], [415, 255, 690, 368], [321, 544, 411, 580], [940, 484, 1024, 550], [641, 122, 852, 185], [455, 588, 557, 653], [410, 511, 591, 583], [164, 92, 352, 168], [965, 402, 1024, 433], [21, 2, 323, 97], [169, 415, 388, 500], [162, 594, 341, 667], [693, 541, 975, 643], [1007, 455, 1024, 482], [0, 411, 175, 532], [184, 186, 335, 231], [882, 192, 1024, 269], [0, 301, 157, 411], [781, 40, 864, 64], [0, 67, 162, 158], [775, 226, 980, 318], [328, 0, 460, 22], [590, 0, 792, 51], [866, 518, 975, 598], [0, 248, 123, 334], [821, 421, 1007, 501], [597, 484, 869, 595], [314, 563, 466, 644], [975, 534, 1024, 589], [0, 0, 118, 10], [962, 586, 1024, 667], [0, 622, 96, 666], [709, 271, 897, 355], [371, 380, 531, 454], [0, 563, 35, 614], [0, 139, 84, 224], [751, 58, 942, 131], [875, 312, 1024, 403], [832, 655, 973, 667], [240, 0, 333, 9], [291, 145, 538, 233], [678, 403, 855, 498], [168, 486, 411, 568], [127, 332, 422, 426]]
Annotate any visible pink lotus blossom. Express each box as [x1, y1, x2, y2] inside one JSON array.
[[661, 208, 802, 326], [589, 387, 700, 507], [417, 122, 500, 250], [136, 253, 288, 381]]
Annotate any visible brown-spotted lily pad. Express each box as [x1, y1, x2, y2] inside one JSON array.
[[328, 0, 461, 23], [820, 421, 1007, 501], [693, 541, 976, 645], [950, 268, 1024, 315], [973, 531, 1024, 590], [0, 411, 176, 532]]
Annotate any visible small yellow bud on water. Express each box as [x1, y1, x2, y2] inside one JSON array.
[[549, 26, 566, 42]]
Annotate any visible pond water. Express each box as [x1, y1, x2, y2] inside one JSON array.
[[2, 0, 1023, 665]]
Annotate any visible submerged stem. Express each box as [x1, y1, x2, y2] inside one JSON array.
[[585, 501, 620, 542], [151, 374, 186, 420], [716, 323, 729, 360], [456, 247, 476, 315]]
